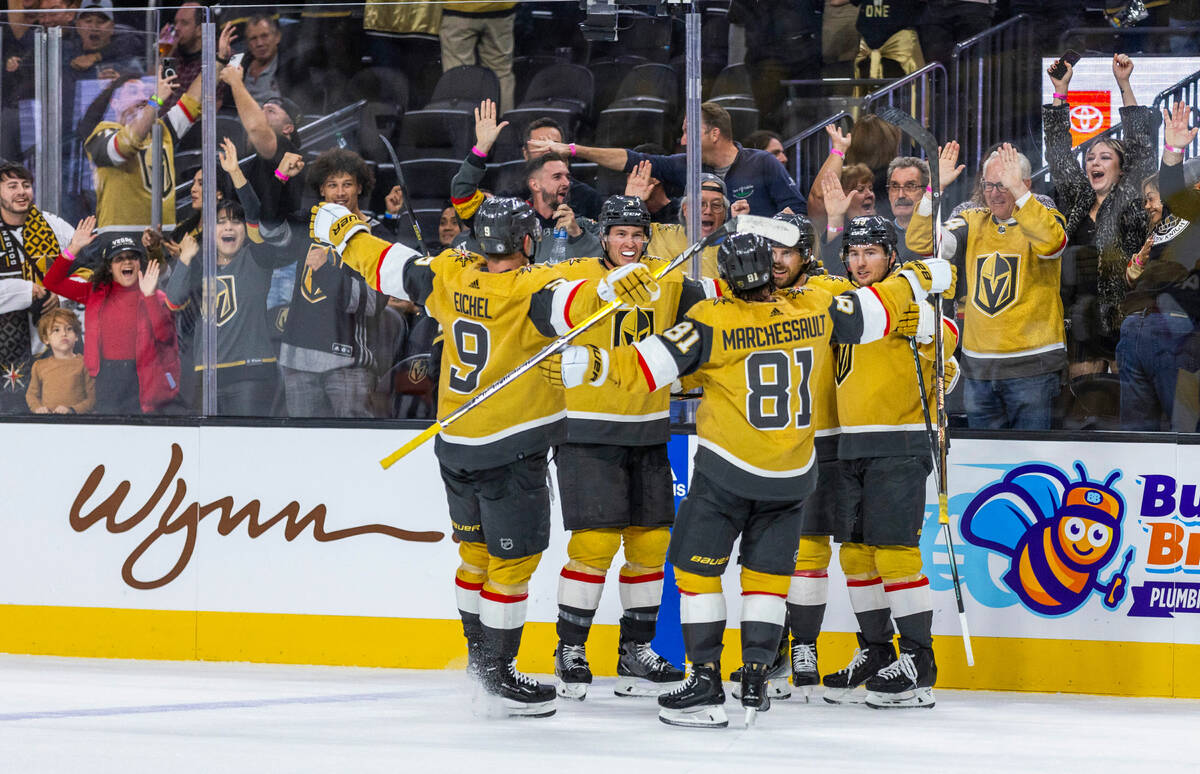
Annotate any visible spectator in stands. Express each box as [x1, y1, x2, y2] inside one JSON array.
[[908, 143, 1069, 430], [919, 0, 995, 67], [281, 148, 389, 418], [808, 119, 899, 226], [733, 0, 823, 123], [504, 117, 603, 219], [164, 138, 294, 416], [37, 0, 75, 29], [1046, 54, 1158, 377], [26, 307, 94, 415], [438, 202, 464, 248], [845, 114, 901, 218], [44, 219, 181, 415], [64, 0, 143, 78], [439, 1, 517, 115], [1116, 103, 1200, 431], [853, 0, 926, 81], [626, 166, 728, 276], [886, 155, 940, 261], [238, 14, 289, 105], [817, 166, 877, 275], [451, 100, 601, 263], [83, 68, 203, 236], [625, 155, 680, 225], [745, 130, 788, 168], [166, 2, 203, 106], [531, 102, 806, 216], [823, 0, 860, 76], [0, 162, 74, 414], [2, 1, 41, 107]]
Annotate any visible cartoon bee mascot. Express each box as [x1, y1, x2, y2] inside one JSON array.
[[961, 462, 1134, 615]]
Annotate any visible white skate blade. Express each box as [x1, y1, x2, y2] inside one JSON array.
[[790, 683, 817, 703], [744, 707, 757, 727], [731, 676, 791, 701], [658, 703, 729, 728], [823, 685, 867, 705], [557, 681, 588, 700], [866, 687, 935, 709], [614, 676, 685, 697]]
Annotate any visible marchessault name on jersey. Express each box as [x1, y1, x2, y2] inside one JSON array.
[[722, 315, 826, 350]]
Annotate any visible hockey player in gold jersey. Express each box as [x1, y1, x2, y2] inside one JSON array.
[[906, 142, 1067, 429], [544, 195, 722, 700], [821, 215, 959, 709], [544, 231, 954, 727], [309, 196, 660, 718]]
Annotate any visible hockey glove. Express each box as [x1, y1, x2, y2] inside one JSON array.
[[310, 202, 368, 254], [539, 344, 609, 388], [598, 262, 661, 306], [896, 300, 936, 343], [898, 258, 956, 300], [945, 355, 960, 392]]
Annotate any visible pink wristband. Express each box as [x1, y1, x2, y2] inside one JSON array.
[[470, 145, 487, 158], [827, 225, 843, 233], [274, 170, 290, 182], [830, 148, 845, 158], [569, 142, 577, 157], [926, 185, 933, 193], [1165, 144, 1183, 154], [1053, 92, 1068, 101], [61, 249, 76, 262]]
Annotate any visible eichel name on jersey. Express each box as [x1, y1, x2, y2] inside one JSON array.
[[600, 276, 917, 501], [906, 191, 1067, 380], [551, 256, 721, 445], [338, 236, 569, 469]]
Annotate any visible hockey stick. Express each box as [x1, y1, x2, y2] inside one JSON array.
[[379, 215, 801, 468], [877, 106, 974, 666], [909, 337, 975, 667], [378, 134, 428, 255]]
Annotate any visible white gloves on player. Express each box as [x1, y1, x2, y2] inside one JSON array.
[[899, 258, 955, 300], [310, 202, 368, 254], [539, 344, 609, 388], [598, 263, 661, 306]]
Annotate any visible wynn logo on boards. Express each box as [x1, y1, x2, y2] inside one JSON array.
[[69, 443, 444, 590]]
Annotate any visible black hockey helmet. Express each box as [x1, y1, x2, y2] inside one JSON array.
[[598, 194, 651, 237], [771, 212, 815, 253], [474, 197, 540, 256], [717, 232, 774, 295], [841, 215, 898, 261]]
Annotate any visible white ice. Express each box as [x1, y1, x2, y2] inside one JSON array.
[[0, 654, 1192, 774]]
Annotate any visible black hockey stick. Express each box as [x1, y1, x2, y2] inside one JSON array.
[[877, 106, 974, 666], [378, 133, 428, 256], [909, 336, 974, 667], [379, 215, 801, 468]]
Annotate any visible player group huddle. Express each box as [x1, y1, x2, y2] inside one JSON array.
[[308, 189, 956, 728]]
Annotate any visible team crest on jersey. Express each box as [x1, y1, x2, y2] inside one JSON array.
[[274, 306, 289, 333], [300, 266, 326, 304], [973, 252, 1019, 316], [834, 342, 854, 385], [215, 275, 238, 326], [613, 308, 654, 345]]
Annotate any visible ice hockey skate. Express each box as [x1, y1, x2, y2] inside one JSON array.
[[822, 644, 896, 704], [614, 640, 685, 697], [480, 658, 557, 718], [739, 662, 772, 726], [554, 642, 592, 700], [790, 640, 820, 702], [657, 663, 727, 728], [730, 635, 792, 700], [865, 647, 937, 709]]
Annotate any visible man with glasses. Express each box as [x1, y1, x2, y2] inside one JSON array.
[[885, 157, 930, 262], [907, 143, 1068, 430]]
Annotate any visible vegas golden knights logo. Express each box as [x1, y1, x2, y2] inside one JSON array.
[[612, 308, 655, 346], [834, 342, 853, 386], [973, 252, 1019, 316], [215, 275, 237, 326], [301, 265, 327, 303]]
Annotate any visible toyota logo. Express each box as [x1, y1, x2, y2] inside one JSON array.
[[1070, 104, 1105, 134]]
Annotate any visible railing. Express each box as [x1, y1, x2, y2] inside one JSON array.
[[948, 15, 1038, 205], [860, 62, 949, 151], [1057, 26, 1200, 53], [1152, 67, 1200, 158], [783, 112, 851, 198]]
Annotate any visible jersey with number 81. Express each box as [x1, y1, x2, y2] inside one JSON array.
[[603, 278, 916, 500]]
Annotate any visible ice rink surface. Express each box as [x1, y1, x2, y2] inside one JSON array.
[[0, 654, 1193, 774]]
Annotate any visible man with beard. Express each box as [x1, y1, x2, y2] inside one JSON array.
[[450, 100, 602, 264], [0, 163, 73, 413]]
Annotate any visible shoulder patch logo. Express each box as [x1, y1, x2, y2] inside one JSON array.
[[973, 251, 1020, 317], [215, 274, 239, 326], [300, 266, 326, 305], [612, 308, 655, 346]]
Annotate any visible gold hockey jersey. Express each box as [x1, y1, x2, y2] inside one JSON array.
[[649, 222, 721, 277], [792, 272, 854, 462], [603, 275, 917, 500], [906, 192, 1067, 379], [340, 235, 567, 468], [552, 256, 720, 444]]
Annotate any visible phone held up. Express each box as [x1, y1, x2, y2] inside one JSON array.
[[1048, 50, 1081, 80]]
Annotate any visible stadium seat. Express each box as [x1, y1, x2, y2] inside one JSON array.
[[595, 106, 669, 151]]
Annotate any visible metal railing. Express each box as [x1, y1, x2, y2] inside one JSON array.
[[948, 15, 1038, 205], [782, 112, 851, 198], [860, 62, 949, 148], [1152, 68, 1200, 158]]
